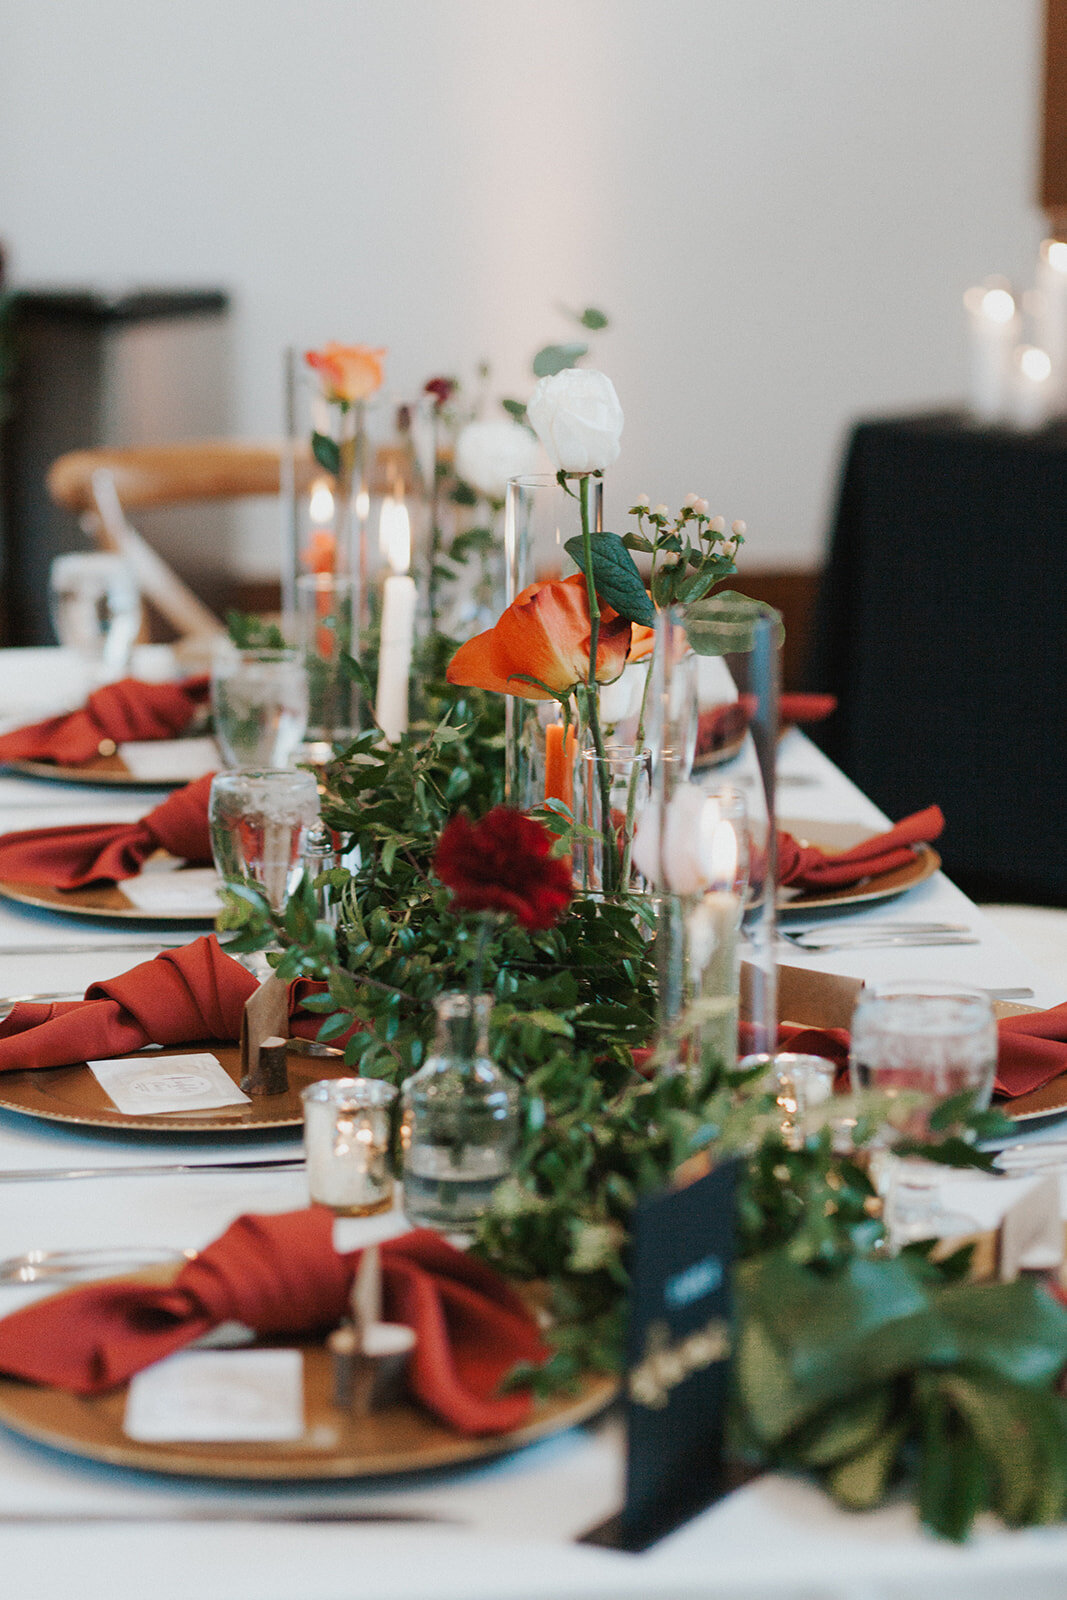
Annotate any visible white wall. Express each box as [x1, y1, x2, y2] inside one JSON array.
[[0, 0, 1046, 575]]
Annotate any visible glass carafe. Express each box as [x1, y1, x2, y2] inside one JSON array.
[[400, 994, 518, 1239]]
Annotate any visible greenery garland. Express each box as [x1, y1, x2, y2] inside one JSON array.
[[221, 652, 1067, 1542]]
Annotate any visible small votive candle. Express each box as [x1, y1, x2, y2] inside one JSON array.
[[302, 1078, 398, 1216]]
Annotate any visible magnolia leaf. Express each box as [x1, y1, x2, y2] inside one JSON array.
[[311, 431, 341, 476], [563, 531, 656, 627], [684, 592, 785, 656], [794, 1387, 891, 1467], [826, 1422, 904, 1511], [533, 342, 588, 377]]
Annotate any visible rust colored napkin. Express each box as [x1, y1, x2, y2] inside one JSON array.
[[694, 694, 837, 764], [0, 1207, 547, 1436], [778, 805, 945, 892], [0, 935, 342, 1074], [0, 772, 214, 888], [765, 1011, 1067, 1101], [0, 676, 210, 766], [0, 934, 256, 1072]]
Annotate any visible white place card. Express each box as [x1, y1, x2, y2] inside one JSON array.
[[87, 1052, 249, 1115], [124, 1349, 305, 1442], [118, 736, 219, 782], [121, 866, 222, 915]]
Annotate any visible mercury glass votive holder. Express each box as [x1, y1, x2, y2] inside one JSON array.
[[302, 1078, 398, 1217]]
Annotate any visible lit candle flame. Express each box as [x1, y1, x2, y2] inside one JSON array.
[[309, 478, 334, 525]]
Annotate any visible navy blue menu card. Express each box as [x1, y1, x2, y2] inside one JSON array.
[[581, 1157, 740, 1552]]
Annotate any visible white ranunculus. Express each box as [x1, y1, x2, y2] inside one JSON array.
[[454, 419, 541, 502], [526, 368, 623, 474]]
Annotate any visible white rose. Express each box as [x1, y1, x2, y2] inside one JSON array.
[[454, 419, 542, 502], [632, 784, 746, 895], [526, 368, 623, 474]]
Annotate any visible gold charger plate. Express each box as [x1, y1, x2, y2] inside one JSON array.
[[0, 1268, 617, 1481], [778, 818, 940, 915], [0, 873, 217, 924], [4, 752, 197, 789], [0, 1041, 348, 1133]]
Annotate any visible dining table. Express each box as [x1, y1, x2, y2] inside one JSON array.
[[2, 646, 1067, 1600]]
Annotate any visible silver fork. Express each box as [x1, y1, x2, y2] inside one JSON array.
[[778, 930, 979, 953]]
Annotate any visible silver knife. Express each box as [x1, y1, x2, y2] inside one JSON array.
[[0, 942, 189, 958], [0, 1158, 305, 1183], [0, 1509, 459, 1525]]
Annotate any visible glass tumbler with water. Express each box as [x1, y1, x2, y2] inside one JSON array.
[[208, 769, 320, 913], [211, 647, 309, 768], [849, 981, 997, 1139], [48, 552, 141, 681]]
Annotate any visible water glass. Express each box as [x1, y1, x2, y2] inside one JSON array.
[[302, 1078, 398, 1216], [48, 552, 141, 681], [208, 769, 320, 913], [849, 980, 997, 1139], [210, 647, 309, 768]]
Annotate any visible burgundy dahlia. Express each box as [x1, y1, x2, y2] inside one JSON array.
[[434, 807, 572, 931]]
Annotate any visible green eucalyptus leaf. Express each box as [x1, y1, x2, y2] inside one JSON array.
[[578, 307, 609, 330], [684, 592, 785, 656]]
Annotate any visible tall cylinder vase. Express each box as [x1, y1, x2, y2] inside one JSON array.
[[502, 473, 602, 810], [684, 596, 782, 1065]]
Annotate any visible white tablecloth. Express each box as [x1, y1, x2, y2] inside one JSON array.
[[1, 650, 1067, 1599]]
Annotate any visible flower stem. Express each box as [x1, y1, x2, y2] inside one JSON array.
[[577, 475, 617, 895]]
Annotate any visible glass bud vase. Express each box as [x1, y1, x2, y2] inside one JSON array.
[[503, 473, 602, 806], [400, 994, 518, 1240]]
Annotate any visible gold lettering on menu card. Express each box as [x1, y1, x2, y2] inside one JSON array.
[[627, 1317, 732, 1410]]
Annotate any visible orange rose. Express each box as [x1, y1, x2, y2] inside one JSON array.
[[629, 623, 656, 661], [447, 574, 632, 701], [305, 343, 386, 403]]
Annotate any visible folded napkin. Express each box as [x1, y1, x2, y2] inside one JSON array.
[[0, 772, 214, 888], [768, 1009, 1067, 1102], [0, 676, 210, 766], [0, 1207, 546, 1435], [0, 935, 345, 1074], [778, 805, 945, 892], [694, 693, 838, 764], [0, 935, 259, 1072]]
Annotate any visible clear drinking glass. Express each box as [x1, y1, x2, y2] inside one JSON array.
[[208, 768, 320, 913], [400, 993, 518, 1240], [48, 552, 141, 681], [302, 1077, 398, 1216], [210, 647, 309, 769], [849, 980, 998, 1139]]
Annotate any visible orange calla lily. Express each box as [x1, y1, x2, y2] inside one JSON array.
[[447, 574, 633, 701], [305, 343, 386, 404]]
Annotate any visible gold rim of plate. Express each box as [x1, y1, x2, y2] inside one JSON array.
[[0, 873, 217, 924], [0, 1042, 348, 1132], [3, 754, 192, 788]]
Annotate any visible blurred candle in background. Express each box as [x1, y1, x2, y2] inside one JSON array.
[[375, 499, 416, 743], [1035, 239, 1067, 412], [963, 282, 1018, 423], [1009, 345, 1053, 430]]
